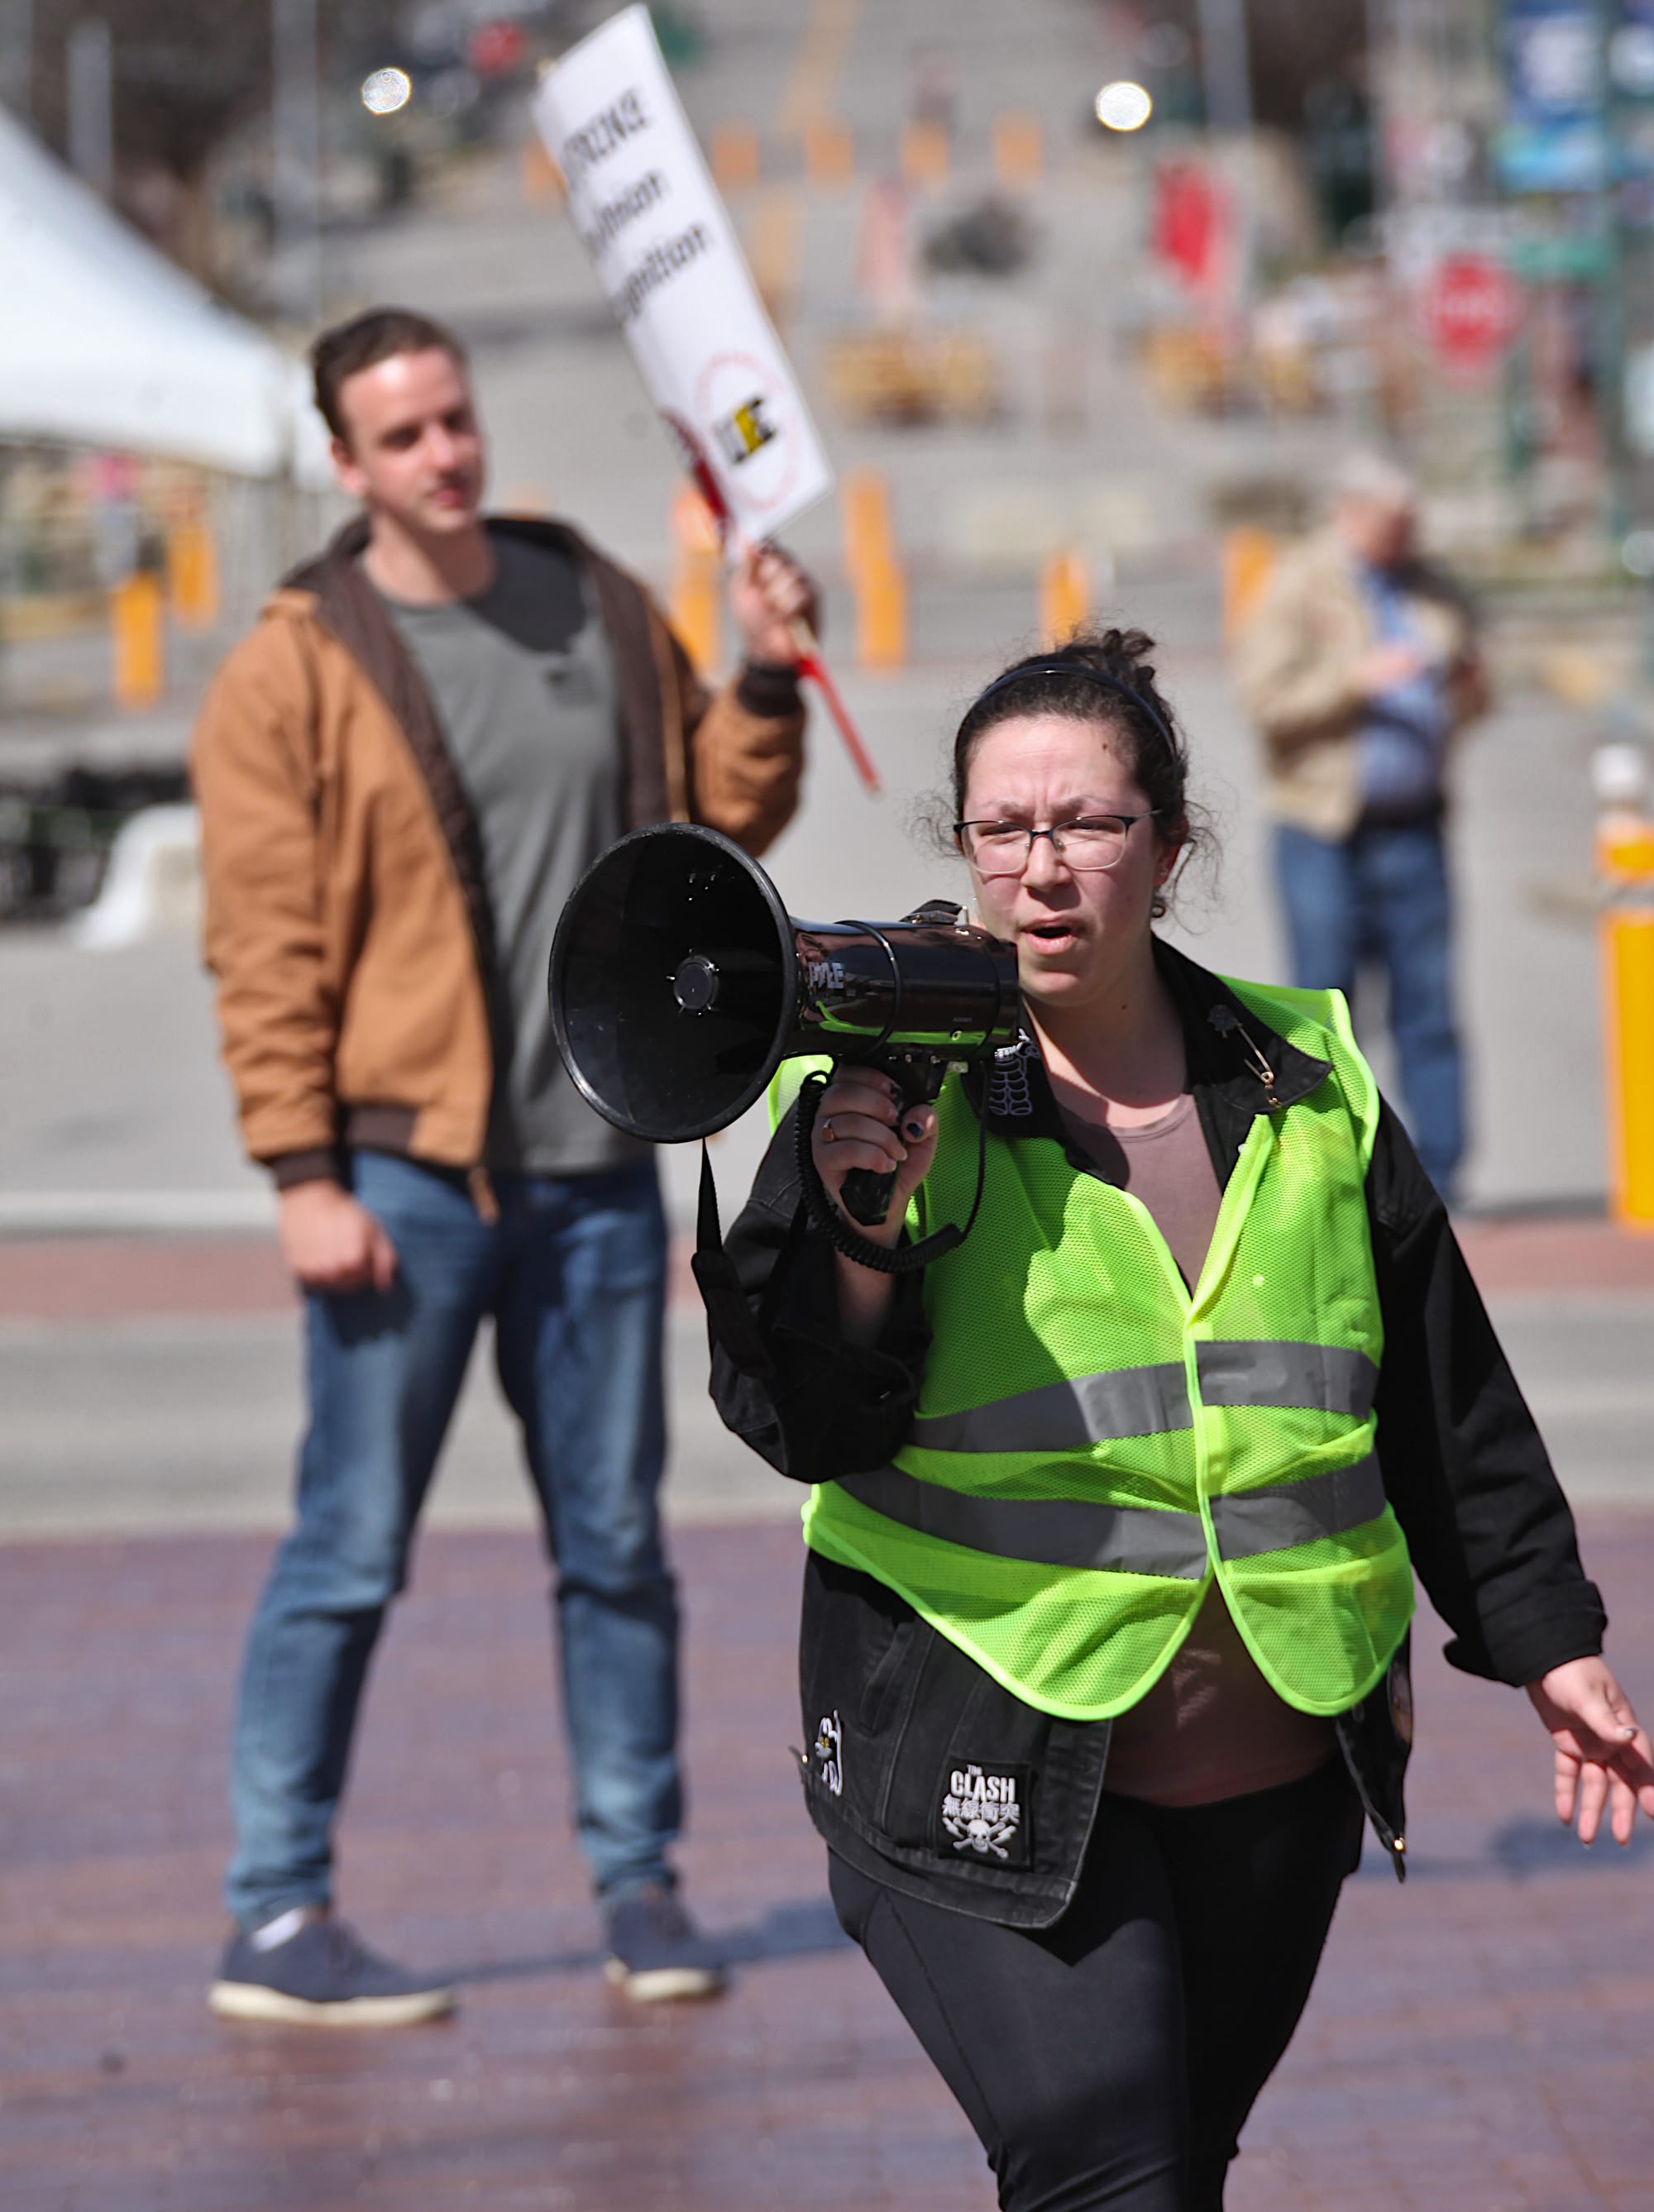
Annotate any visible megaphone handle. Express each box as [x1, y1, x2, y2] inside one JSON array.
[[840, 1163, 898, 1227]]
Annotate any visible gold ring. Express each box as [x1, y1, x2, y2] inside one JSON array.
[[822, 1116, 835, 1144]]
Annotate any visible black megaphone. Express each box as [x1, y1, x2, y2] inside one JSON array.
[[548, 823, 1019, 1230]]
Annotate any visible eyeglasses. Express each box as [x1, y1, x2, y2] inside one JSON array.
[[954, 812, 1166, 877]]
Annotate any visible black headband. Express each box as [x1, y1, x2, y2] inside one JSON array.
[[964, 658, 1178, 757]]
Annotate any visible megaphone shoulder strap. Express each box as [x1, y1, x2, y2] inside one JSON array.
[[691, 1141, 778, 1381]]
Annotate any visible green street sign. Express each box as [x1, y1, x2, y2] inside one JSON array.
[[1508, 235, 1614, 280]]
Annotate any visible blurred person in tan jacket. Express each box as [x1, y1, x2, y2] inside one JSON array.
[[192, 307, 812, 2025], [1234, 452, 1489, 1198]]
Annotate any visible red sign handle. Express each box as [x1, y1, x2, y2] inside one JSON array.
[[791, 633, 882, 796]]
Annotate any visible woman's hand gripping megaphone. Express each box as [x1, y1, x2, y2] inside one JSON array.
[[811, 1065, 941, 1251]]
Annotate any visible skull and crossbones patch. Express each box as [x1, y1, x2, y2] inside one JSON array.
[[938, 1762, 1030, 1865]]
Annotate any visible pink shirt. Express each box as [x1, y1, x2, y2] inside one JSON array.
[[1059, 1093, 1336, 1806]]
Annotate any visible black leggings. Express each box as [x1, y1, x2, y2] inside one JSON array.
[[829, 1756, 1365, 2212]]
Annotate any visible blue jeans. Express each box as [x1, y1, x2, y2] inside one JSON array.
[[1274, 819, 1465, 1195], [226, 1152, 676, 1928]]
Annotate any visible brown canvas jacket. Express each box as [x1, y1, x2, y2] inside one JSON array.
[[191, 514, 806, 1188], [1232, 528, 1489, 839]]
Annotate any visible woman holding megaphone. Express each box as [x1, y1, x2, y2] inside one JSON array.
[[710, 633, 1652, 2212]]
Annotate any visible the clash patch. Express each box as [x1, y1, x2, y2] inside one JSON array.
[[936, 1761, 1031, 1865]]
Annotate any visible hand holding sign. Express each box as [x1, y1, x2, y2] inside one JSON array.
[[533, 5, 880, 794], [729, 546, 817, 664]]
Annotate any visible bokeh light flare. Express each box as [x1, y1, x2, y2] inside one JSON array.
[[1094, 80, 1153, 132], [361, 67, 414, 117]]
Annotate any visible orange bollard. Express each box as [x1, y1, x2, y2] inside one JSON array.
[[668, 484, 724, 675], [901, 119, 949, 189], [166, 518, 219, 630], [112, 571, 165, 708], [992, 111, 1043, 189], [1040, 549, 1088, 646], [805, 118, 855, 186], [522, 140, 563, 203], [1222, 527, 1277, 639], [842, 468, 894, 578], [854, 557, 907, 671], [710, 122, 761, 192], [670, 546, 722, 676], [749, 188, 801, 326]]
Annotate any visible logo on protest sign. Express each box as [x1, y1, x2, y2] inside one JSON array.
[[715, 393, 778, 467], [532, 5, 832, 541], [696, 353, 802, 515]]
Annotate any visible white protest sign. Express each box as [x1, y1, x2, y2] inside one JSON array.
[[533, 5, 833, 542]]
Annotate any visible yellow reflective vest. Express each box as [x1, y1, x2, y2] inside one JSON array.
[[801, 977, 1416, 1723]]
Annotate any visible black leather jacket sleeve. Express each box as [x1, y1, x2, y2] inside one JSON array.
[[709, 1105, 932, 1485], [1365, 1100, 1606, 1686]]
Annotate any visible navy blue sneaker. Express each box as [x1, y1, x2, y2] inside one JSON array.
[[603, 1884, 726, 2004], [208, 1906, 456, 2027]]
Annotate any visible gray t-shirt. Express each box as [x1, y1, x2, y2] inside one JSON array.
[[380, 532, 646, 1177]]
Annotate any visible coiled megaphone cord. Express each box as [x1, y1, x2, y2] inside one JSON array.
[[795, 1070, 988, 1276]]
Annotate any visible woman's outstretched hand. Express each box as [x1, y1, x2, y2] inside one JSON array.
[[1525, 1657, 1654, 1845]]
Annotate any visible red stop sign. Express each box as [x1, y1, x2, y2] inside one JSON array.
[[1422, 256, 1523, 371]]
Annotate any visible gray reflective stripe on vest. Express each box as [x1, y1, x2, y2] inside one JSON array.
[[910, 1343, 1376, 1457], [834, 1454, 1388, 1577], [910, 1364, 1191, 1454], [1196, 1341, 1379, 1418], [836, 1466, 1209, 1579], [1209, 1455, 1387, 1560]]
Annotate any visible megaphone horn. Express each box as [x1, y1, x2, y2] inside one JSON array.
[[549, 824, 1020, 1226]]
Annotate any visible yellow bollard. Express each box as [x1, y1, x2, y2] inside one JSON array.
[[805, 118, 855, 186], [992, 111, 1043, 189], [901, 119, 949, 189], [1222, 527, 1278, 639], [1040, 549, 1088, 646], [166, 518, 219, 630], [710, 122, 761, 192], [1599, 815, 1654, 1230], [112, 571, 165, 709], [854, 557, 907, 671]]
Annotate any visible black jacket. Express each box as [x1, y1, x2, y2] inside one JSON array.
[[708, 941, 1607, 1926]]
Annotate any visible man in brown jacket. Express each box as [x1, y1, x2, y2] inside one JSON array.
[[193, 308, 811, 2023], [1233, 453, 1489, 1198]]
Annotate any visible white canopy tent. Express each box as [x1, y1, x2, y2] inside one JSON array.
[[0, 104, 331, 484]]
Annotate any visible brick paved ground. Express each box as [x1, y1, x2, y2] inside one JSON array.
[[1, 1211, 1652, 1321], [4, 1512, 1653, 2212]]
